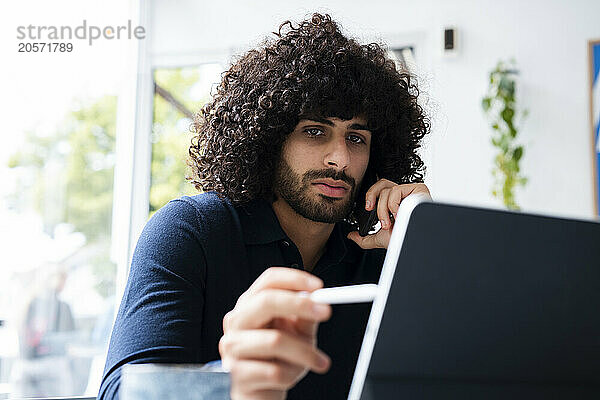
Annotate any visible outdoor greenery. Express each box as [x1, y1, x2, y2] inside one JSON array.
[[149, 67, 208, 214], [481, 59, 528, 210], [7, 68, 209, 297], [8, 95, 118, 297]]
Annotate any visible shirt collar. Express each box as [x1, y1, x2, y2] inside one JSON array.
[[236, 199, 359, 264], [323, 222, 359, 265], [237, 198, 288, 245]]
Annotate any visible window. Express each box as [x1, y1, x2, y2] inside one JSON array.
[[2, 96, 118, 397], [149, 64, 224, 214]]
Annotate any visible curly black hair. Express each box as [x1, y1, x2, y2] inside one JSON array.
[[188, 12, 429, 206]]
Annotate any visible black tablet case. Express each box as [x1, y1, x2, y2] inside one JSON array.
[[360, 202, 600, 399]]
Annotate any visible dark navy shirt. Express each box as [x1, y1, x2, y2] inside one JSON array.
[[99, 192, 385, 399]]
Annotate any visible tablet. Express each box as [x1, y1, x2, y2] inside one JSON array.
[[348, 196, 600, 399]]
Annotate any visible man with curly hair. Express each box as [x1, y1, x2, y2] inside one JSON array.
[[99, 13, 430, 400]]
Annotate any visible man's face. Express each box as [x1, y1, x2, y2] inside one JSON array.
[[274, 116, 372, 223]]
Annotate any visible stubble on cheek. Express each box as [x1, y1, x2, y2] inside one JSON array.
[[274, 157, 357, 223]]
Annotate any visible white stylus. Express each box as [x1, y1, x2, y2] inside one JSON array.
[[309, 284, 379, 304]]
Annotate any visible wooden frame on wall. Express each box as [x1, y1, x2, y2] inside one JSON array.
[[589, 39, 600, 216]]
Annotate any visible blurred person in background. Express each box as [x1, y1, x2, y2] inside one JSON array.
[[11, 268, 76, 397]]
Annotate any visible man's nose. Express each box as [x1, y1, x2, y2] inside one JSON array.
[[324, 137, 350, 170]]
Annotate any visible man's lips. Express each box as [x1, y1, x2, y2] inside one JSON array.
[[312, 183, 349, 198], [311, 179, 351, 190]]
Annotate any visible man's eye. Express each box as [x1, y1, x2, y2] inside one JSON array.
[[304, 128, 324, 137], [348, 134, 365, 144]]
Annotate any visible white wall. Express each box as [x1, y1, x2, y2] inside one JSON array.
[[148, 0, 600, 219]]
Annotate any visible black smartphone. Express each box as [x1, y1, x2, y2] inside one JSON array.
[[354, 168, 379, 237]]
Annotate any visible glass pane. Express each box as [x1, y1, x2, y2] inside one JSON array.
[[150, 64, 224, 215], [2, 96, 118, 398]]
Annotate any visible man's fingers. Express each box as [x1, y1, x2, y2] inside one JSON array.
[[293, 318, 319, 340], [244, 267, 323, 297], [271, 317, 318, 342], [220, 329, 330, 374], [231, 389, 286, 400], [229, 358, 306, 393], [347, 229, 390, 250], [228, 289, 331, 330], [365, 181, 431, 213], [347, 230, 375, 249], [376, 188, 392, 230], [233, 389, 286, 400], [387, 183, 432, 215], [364, 178, 396, 210]]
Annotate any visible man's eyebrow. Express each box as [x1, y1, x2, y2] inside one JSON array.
[[347, 123, 370, 132], [299, 116, 371, 132]]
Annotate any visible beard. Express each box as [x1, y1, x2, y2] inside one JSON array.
[[273, 157, 357, 223]]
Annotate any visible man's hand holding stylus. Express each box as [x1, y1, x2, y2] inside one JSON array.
[[219, 267, 332, 400]]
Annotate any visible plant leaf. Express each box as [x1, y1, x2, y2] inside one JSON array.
[[513, 146, 523, 161], [482, 97, 491, 111]]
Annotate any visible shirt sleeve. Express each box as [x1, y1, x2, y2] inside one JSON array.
[[98, 199, 207, 400]]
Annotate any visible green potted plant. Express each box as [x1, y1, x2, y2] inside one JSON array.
[[481, 59, 528, 210]]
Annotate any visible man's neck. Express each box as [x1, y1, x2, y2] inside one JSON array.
[[271, 198, 334, 272]]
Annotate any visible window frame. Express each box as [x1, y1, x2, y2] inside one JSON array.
[[112, 0, 233, 302]]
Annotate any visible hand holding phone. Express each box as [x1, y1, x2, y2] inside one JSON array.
[[356, 206, 379, 237], [348, 177, 432, 249], [354, 168, 380, 237]]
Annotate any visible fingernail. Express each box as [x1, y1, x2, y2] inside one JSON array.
[[380, 220, 386, 229], [306, 276, 322, 289], [317, 353, 330, 369], [365, 200, 371, 209], [313, 303, 330, 317], [221, 358, 231, 372]]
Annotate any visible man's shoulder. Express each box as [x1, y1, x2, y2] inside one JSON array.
[[171, 191, 231, 211], [147, 192, 239, 239], [158, 191, 233, 219]]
